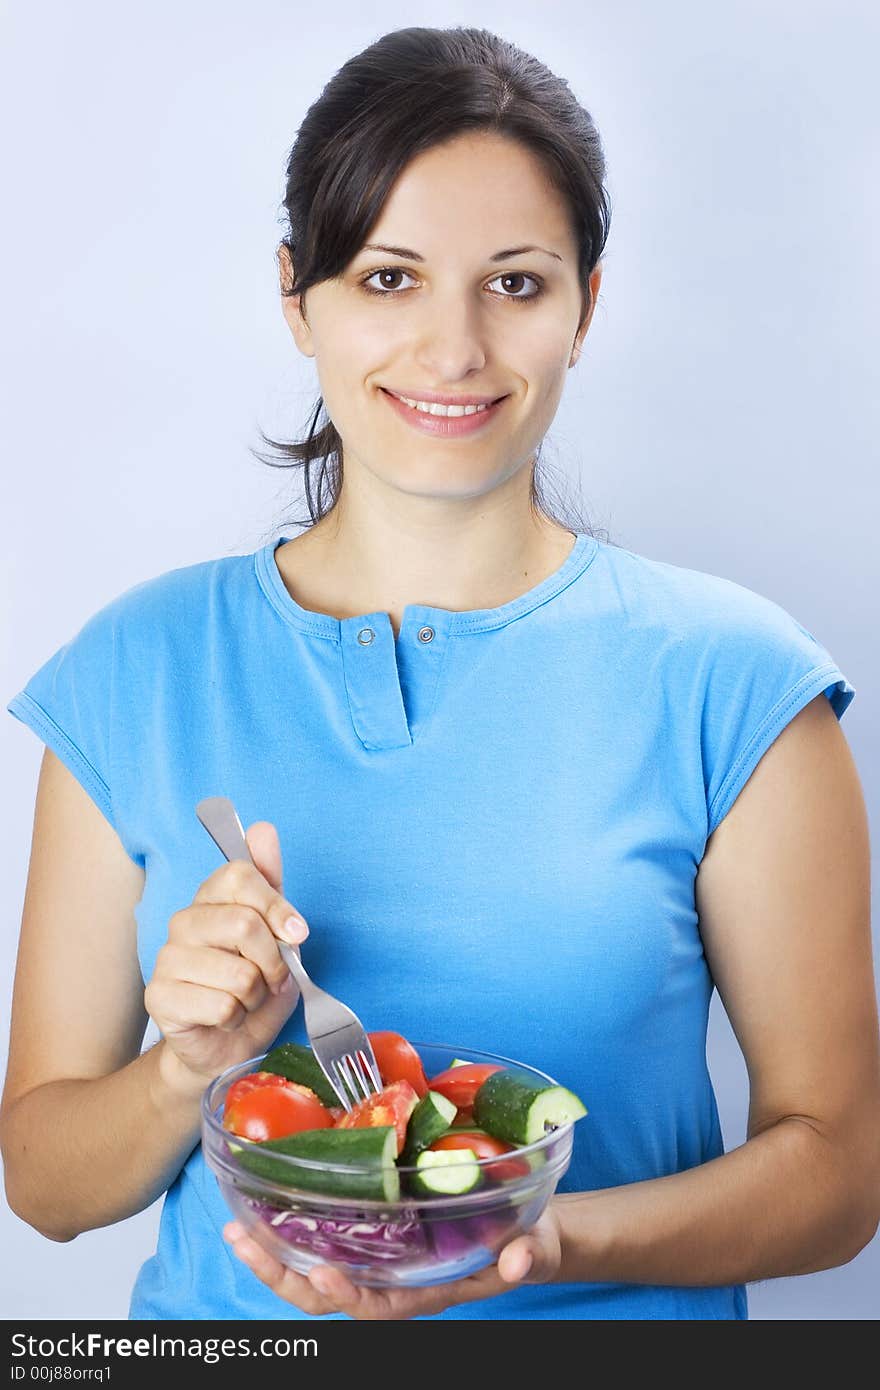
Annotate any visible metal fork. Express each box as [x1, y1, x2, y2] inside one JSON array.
[[194, 795, 382, 1112]]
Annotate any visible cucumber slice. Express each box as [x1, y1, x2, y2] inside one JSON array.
[[400, 1090, 458, 1164], [412, 1147, 482, 1196], [235, 1125, 400, 1201], [260, 1042, 340, 1108], [474, 1069, 588, 1145], [450, 1058, 469, 1067]]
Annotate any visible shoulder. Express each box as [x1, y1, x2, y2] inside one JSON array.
[[594, 539, 814, 648], [76, 547, 253, 649]]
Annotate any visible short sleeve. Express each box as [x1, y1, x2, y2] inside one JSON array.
[[701, 600, 855, 839], [7, 601, 119, 835]]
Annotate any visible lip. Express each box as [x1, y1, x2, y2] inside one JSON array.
[[380, 388, 508, 437], [383, 388, 507, 406]]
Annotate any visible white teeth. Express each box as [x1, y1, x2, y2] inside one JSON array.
[[395, 394, 493, 417]]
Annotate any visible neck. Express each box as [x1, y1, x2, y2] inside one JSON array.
[[273, 472, 576, 637]]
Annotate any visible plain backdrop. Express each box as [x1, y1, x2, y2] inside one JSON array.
[[2, 0, 878, 1320]]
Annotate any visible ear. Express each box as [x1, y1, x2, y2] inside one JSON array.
[[569, 262, 603, 367], [277, 243, 314, 357]]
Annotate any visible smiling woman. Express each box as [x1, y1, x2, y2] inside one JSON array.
[[3, 21, 877, 1333], [252, 25, 611, 543]]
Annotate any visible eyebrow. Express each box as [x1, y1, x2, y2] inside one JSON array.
[[358, 243, 563, 263]]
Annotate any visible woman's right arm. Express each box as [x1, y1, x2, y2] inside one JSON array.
[[0, 748, 308, 1243]]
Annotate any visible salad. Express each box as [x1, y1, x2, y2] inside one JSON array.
[[221, 1030, 588, 1203]]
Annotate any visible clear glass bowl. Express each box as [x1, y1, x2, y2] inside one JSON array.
[[201, 1042, 575, 1288]]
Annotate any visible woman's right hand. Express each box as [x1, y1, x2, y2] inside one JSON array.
[[144, 821, 309, 1097]]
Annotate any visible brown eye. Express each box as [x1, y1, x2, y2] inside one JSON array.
[[361, 268, 416, 295], [488, 272, 543, 302]]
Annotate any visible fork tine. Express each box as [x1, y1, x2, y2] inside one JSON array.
[[347, 1052, 374, 1102], [365, 1052, 382, 1093], [313, 1055, 351, 1111], [355, 1048, 382, 1096], [336, 1054, 362, 1107]]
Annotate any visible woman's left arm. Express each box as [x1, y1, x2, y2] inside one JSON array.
[[224, 693, 880, 1316], [556, 690, 880, 1287]]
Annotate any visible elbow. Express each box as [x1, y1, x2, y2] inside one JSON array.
[[835, 1202, 880, 1268], [853, 1209, 880, 1260], [2, 1170, 79, 1244], [0, 1110, 78, 1244], [782, 1112, 880, 1271], [848, 1163, 880, 1262], [834, 1129, 880, 1265]]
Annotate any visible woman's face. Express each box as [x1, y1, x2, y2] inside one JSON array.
[[280, 130, 602, 504]]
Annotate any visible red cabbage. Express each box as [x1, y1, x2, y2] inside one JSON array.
[[244, 1198, 429, 1262]]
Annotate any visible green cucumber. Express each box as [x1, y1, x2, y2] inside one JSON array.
[[436, 1126, 494, 1142], [234, 1125, 399, 1201], [473, 1069, 587, 1145], [400, 1090, 457, 1164], [260, 1042, 339, 1108], [411, 1147, 482, 1196]]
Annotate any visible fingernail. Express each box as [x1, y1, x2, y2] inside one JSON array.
[[280, 915, 309, 944], [520, 1254, 533, 1279]]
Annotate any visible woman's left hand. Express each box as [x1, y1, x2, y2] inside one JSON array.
[[222, 1205, 563, 1319]]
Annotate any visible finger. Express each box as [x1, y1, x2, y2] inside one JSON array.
[[168, 905, 299, 995], [244, 822, 283, 893], [146, 977, 252, 1033], [192, 857, 309, 948], [155, 934, 284, 1011], [222, 1224, 341, 1316], [304, 1264, 467, 1321], [496, 1229, 555, 1284]]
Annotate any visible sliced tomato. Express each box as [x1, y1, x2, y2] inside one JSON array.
[[225, 1070, 286, 1103], [223, 1072, 333, 1141], [429, 1130, 531, 1182], [450, 1106, 476, 1127], [335, 1079, 420, 1154], [426, 1063, 503, 1110], [367, 1031, 429, 1098]]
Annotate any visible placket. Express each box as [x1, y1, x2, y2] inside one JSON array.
[[339, 610, 450, 751]]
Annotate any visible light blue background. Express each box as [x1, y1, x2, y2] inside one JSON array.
[[2, 0, 877, 1320]]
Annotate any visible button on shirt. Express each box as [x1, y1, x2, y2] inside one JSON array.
[[6, 532, 855, 1320]]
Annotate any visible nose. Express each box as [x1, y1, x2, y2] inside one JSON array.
[[411, 293, 489, 384]]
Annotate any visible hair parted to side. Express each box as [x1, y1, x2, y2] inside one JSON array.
[[252, 25, 613, 542]]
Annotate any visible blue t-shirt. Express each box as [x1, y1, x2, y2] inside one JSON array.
[[7, 531, 855, 1321]]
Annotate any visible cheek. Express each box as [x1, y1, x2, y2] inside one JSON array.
[[317, 319, 399, 407]]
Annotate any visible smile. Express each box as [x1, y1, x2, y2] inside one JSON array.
[[380, 388, 508, 437]]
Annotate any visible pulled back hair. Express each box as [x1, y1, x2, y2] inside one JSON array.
[[253, 25, 613, 541]]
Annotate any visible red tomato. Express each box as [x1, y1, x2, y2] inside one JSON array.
[[429, 1131, 531, 1182], [223, 1072, 332, 1141], [335, 1079, 420, 1154], [426, 1063, 503, 1110], [450, 1107, 476, 1127], [367, 1031, 429, 1098]]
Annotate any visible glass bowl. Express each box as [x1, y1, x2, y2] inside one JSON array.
[[201, 1042, 575, 1288]]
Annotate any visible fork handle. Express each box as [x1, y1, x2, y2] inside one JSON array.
[[195, 796, 305, 986], [273, 940, 318, 998], [196, 796, 260, 868]]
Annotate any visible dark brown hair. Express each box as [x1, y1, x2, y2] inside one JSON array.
[[253, 25, 613, 541]]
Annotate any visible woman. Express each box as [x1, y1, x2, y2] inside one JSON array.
[[2, 26, 877, 1322]]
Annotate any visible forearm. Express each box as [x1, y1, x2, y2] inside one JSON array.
[[555, 1116, 876, 1286], [1, 1041, 205, 1242]]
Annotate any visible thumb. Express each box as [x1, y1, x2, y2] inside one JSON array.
[[496, 1224, 559, 1286], [244, 821, 284, 894]]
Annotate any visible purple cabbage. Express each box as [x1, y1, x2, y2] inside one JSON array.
[[427, 1204, 518, 1263], [244, 1198, 429, 1262]]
